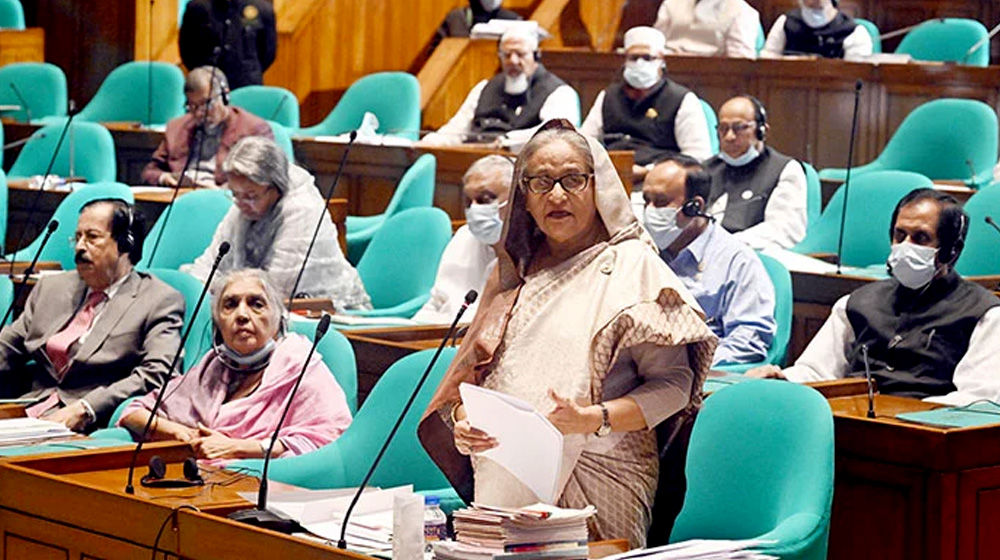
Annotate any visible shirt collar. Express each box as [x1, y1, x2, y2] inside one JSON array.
[[678, 222, 717, 264], [87, 269, 131, 300]]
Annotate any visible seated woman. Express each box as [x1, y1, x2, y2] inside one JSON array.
[[761, 0, 873, 59], [118, 269, 352, 461], [181, 135, 371, 312], [418, 120, 716, 547]]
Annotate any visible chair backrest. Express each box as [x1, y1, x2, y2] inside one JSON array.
[[8, 122, 117, 183], [870, 99, 998, 187], [0, 63, 67, 122], [267, 120, 295, 161], [298, 72, 421, 140], [148, 268, 213, 365], [6, 182, 135, 268], [138, 189, 233, 270], [230, 85, 300, 128], [802, 162, 821, 234], [289, 317, 358, 415], [356, 207, 452, 312], [956, 184, 1000, 277], [755, 21, 765, 53], [671, 380, 834, 559], [700, 99, 719, 155], [384, 153, 436, 219], [855, 18, 882, 54], [0, 0, 25, 29], [0, 169, 7, 251], [896, 18, 990, 66], [75, 62, 186, 126], [792, 171, 932, 267], [0, 275, 12, 326], [757, 253, 792, 367]]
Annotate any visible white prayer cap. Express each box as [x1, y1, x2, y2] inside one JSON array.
[[624, 26, 667, 54], [500, 26, 539, 52]]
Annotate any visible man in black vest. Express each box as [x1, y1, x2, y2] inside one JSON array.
[[749, 189, 1000, 405], [419, 27, 579, 149], [180, 0, 278, 90], [761, 0, 873, 59], [704, 95, 807, 249], [580, 26, 712, 183]]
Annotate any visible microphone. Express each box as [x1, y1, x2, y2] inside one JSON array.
[[287, 130, 357, 304], [986, 216, 1000, 238], [337, 290, 478, 550], [835, 79, 862, 276], [3, 132, 45, 151], [965, 158, 980, 187], [599, 132, 632, 144], [861, 343, 875, 419], [124, 241, 231, 495], [8, 83, 31, 123], [0, 220, 58, 326], [963, 20, 1000, 64], [878, 18, 946, 41], [268, 95, 289, 122], [228, 313, 333, 532]]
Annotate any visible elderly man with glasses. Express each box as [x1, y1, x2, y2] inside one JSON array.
[[141, 66, 274, 188]]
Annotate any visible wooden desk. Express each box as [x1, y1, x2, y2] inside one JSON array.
[[0, 28, 44, 67]]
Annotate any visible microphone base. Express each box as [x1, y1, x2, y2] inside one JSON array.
[[227, 508, 302, 534]]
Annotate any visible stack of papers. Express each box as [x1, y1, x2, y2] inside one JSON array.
[[601, 539, 776, 560], [433, 502, 594, 559], [0, 418, 75, 446]]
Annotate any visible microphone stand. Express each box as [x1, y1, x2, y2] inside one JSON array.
[[835, 79, 862, 276], [337, 290, 478, 550], [147, 0, 155, 126], [0, 220, 58, 326], [124, 242, 231, 494], [962, 19, 1000, 64], [985, 216, 1000, 238], [228, 314, 333, 532], [861, 343, 875, 419], [9, 83, 31, 124]]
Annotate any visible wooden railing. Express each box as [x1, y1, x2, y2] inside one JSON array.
[[134, 0, 181, 64]]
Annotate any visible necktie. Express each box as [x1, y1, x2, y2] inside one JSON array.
[[45, 291, 108, 377]]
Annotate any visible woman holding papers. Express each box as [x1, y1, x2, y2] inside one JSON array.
[[118, 269, 352, 461], [419, 120, 716, 547]]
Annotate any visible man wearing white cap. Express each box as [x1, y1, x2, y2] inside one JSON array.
[[653, 0, 761, 58], [419, 27, 580, 149], [580, 26, 712, 182]]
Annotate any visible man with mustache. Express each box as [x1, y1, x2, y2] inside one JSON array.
[[0, 199, 184, 432]]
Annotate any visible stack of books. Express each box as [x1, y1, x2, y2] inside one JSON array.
[[431, 503, 595, 560]]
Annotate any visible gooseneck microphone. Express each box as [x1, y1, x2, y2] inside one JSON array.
[[862, 343, 875, 419], [835, 79, 862, 276], [124, 241, 231, 495], [8, 83, 31, 124], [268, 95, 289, 123], [228, 313, 333, 532], [986, 216, 1000, 238], [3, 133, 46, 151], [337, 290, 478, 550], [286, 130, 357, 303], [963, 20, 1000, 64], [0, 220, 58, 326]]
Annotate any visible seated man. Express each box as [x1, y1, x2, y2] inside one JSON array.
[[761, 0, 873, 59], [749, 189, 1000, 405], [643, 155, 776, 366], [434, 0, 521, 45], [653, 0, 761, 59], [141, 66, 274, 187], [0, 199, 184, 431], [182, 136, 371, 311], [580, 26, 712, 182], [413, 155, 513, 324], [704, 95, 807, 249], [419, 27, 579, 149]]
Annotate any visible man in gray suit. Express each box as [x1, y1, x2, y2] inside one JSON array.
[[0, 199, 185, 432]]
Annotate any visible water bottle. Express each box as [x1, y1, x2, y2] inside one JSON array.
[[423, 495, 448, 544]]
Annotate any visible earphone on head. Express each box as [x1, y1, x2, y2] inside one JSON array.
[[681, 198, 712, 220], [141, 455, 204, 488], [945, 213, 967, 264], [740, 94, 768, 141]]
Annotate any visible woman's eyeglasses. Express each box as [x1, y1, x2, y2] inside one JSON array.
[[520, 173, 593, 195]]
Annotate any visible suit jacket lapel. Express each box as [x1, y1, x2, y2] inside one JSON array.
[[40, 276, 88, 343], [72, 271, 140, 365]]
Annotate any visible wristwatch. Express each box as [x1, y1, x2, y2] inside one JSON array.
[[594, 403, 612, 437]]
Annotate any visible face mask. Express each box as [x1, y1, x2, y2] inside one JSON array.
[[802, 7, 833, 28], [887, 242, 939, 290], [719, 144, 760, 167], [644, 205, 684, 250], [478, 0, 502, 11], [504, 73, 529, 95], [213, 336, 277, 373], [465, 201, 506, 245], [623, 59, 661, 90]]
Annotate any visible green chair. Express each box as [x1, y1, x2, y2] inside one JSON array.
[[0, 63, 67, 123], [7, 122, 117, 183], [0, 169, 7, 251], [350, 207, 452, 318], [792, 171, 931, 268], [956, 184, 1000, 277], [137, 189, 233, 271], [5, 182, 134, 268], [288, 316, 358, 414], [0, 0, 24, 29], [268, 120, 295, 161], [855, 18, 881, 54], [896, 18, 990, 66], [75, 62, 186, 126], [755, 21, 765, 54], [296, 72, 421, 140], [230, 85, 300, 129], [148, 268, 213, 367], [346, 153, 436, 264], [802, 162, 821, 235], [817, 99, 998, 188], [700, 99, 719, 155], [0, 275, 12, 326], [670, 380, 834, 560]]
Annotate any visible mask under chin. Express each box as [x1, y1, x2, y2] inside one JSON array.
[[213, 335, 277, 373]]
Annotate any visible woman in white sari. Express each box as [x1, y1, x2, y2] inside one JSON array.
[[419, 120, 717, 547]]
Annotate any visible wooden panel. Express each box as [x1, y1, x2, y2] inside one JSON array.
[[133, 0, 180, 64], [4, 534, 67, 560], [580, 0, 627, 51], [0, 29, 44, 67]]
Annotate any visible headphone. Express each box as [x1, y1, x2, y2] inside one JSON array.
[[141, 456, 204, 489], [740, 94, 768, 141], [117, 204, 136, 255], [944, 213, 967, 265], [681, 198, 713, 220]]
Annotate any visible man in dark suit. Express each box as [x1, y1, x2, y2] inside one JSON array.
[[179, 0, 277, 89], [0, 199, 185, 432]]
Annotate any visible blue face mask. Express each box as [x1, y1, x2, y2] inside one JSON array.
[[465, 202, 506, 245], [643, 205, 684, 250], [802, 6, 833, 28], [719, 144, 761, 167]]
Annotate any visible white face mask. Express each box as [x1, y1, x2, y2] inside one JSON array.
[[802, 6, 834, 28], [504, 73, 529, 95], [465, 201, 506, 245], [478, 0, 502, 11], [719, 144, 761, 167], [623, 59, 662, 90], [887, 242, 939, 290], [644, 205, 684, 251]]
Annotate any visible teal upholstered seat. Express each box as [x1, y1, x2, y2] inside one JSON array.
[[896, 18, 989, 66], [8, 122, 117, 184], [0, 0, 24, 29], [148, 268, 213, 366], [138, 189, 233, 271], [670, 380, 834, 560], [0, 275, 12, 326], [855, 18, 881, 54], [756, 21, 765, 54], [0, 63, 67, 123], [75, 62, 186, 126], [0, 169, 7, 251], [802, 162, 821, 235], [817, 99, 998, 188], [230, 85, 300, 129], [956, 184, 1000, 277], [701, 99, 719, 155], [296, 72, 420, 140], [267, 120, 295, 160], [792, 171, 932, 268], [288, 316, 358, 414]]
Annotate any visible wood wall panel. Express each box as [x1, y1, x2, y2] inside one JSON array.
[[133, 0, 180, 64], [0, 29, 44, 67]]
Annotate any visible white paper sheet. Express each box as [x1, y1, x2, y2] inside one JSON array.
[[601, 539, 777, 560]]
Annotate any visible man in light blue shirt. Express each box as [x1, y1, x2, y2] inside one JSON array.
[[642, 154, 776, 366]]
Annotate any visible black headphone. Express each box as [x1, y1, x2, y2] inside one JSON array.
[[141, 456, 204, 489], [944, 213, 967, 265], [117, 204, 135, 255], [740, 94, 768, 141], [681, 198, 713, 220]]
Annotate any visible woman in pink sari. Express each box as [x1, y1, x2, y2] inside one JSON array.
[[119, 269, 352, 461]]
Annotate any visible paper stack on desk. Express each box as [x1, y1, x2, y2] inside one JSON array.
[[0, 418, 74, 446], [600, 539, 776, 559]]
